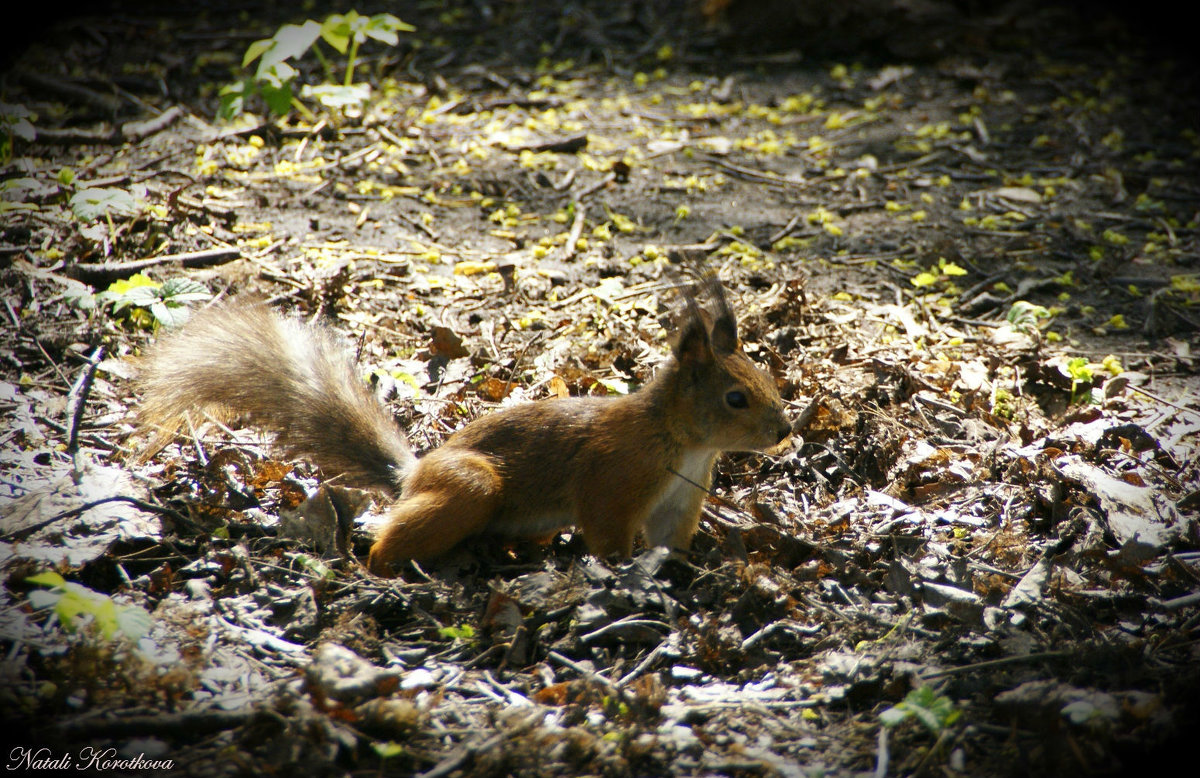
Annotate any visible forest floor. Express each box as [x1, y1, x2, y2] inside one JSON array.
[[1, 1, 1198, 776]]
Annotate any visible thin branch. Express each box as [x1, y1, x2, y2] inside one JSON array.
[[65, 247, 242, 285]]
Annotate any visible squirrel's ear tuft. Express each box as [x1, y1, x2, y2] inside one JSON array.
[[705, 277, 739, 355], [671, 284, 714, 366]]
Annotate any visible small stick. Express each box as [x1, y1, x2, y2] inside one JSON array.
[[1, 494, 200, 542], [66, 247, 242, 285], [66, 347, 104, 480], [561, 201, 586, 261]]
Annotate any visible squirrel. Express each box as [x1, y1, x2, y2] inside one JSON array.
[[137, 277, 792, 576]]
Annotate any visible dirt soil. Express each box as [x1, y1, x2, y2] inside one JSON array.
[[1, 1, 1198, 776]]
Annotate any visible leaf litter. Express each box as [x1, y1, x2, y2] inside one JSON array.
[[1, 1, 1198, 776]]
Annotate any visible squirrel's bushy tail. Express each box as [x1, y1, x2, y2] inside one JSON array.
[[137, 302, 414, 492]]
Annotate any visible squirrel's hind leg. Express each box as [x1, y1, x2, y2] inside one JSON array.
[[366, 451, 501, 576]]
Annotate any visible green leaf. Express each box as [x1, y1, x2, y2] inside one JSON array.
[[260, 80, 295, 116], [296, 554, 336, 580], [320, 14, 352, 54], [880, 686, 958, 734], [1066, 357, 1093, 382], [28, 574, 153, 641], [218, 81, 249, 120], [1007, 300, 1049, 323], [910, 703, 945, 733], [0, 177, 39, 195], [879, 706, 910, 728], [438, 624, 476, 640], [242, 37, 275, 68], [26, 571, 67, 588], [0, 102, 33, 122], [86, 593, 121, 639], [262, 20, 322, 68], [373, 741, 405, 758], [52, 589, 93, 631], [256, 60, 297, 89], [362, 14, 407, 46], [369, 13, 414, 33], [106, 273, 161, 294], [322, 11, 411, 51], [0, 102, 36, 144], [115, 605, 153, 640], [160, 277, 212, 303], [150, 301, 191, 328], [1005, 300, 1050, 335], [121, 285, 163, 303], [101, 283, 160, 314], [98, 273, 161, 310], [9, 117, 35, 141], [301, 83, 371, 109], [69, 187, 141, 221], [97, 274, 208, 329], [362, 27, 397, 45]]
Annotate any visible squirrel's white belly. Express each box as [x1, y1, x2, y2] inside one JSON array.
[[656, 449, 716, 508]]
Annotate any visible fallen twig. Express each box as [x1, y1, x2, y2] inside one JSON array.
[[66, 346, 104, 476], [561, 201, 586, 261], [51, 707, 263, 740], [65, 247, 242, 285], [1, 494, 201, 542]]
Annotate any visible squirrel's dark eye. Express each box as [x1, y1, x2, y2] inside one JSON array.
[[725, 390, 748, 409]]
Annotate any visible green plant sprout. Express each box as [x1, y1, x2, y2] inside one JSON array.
[[295, 554, 337, 580], [879, 685, 961, 734], [219, 10, 413, 121], [26, 571, 152, 642], [991, 386, 1015, 419], [0, 102, 36, 163], [64, 182, 148, 248], [877, 685, 961, 777], [437, 623, 476, 641], [1065, 356, 1095, 405], [1005, 300, 1051, 336], [95, 273, 211, 329], [69, 187, 142, 222], [372, 741, 405, 760]]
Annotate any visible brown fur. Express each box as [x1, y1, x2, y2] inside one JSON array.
[[137, 303, 414, 491], [136, 279, 791, 576]]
